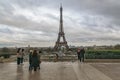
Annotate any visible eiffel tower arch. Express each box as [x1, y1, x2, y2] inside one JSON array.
[[54, 5, 69, 50]]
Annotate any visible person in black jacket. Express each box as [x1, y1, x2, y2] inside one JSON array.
[[77, 48, 81, 60], [79, 48, 85, 62], [16, 48, 21, 65], [37, 50, 41, 70], [77, 48, 85, 62], [31, 50, 39, 71], [29, 50, 33, 71], [20, 49, 24, 64]]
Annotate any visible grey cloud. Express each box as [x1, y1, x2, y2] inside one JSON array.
[[0, 0, 120, 47]]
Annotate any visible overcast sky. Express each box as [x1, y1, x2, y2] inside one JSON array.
[[0, 0, 120, 47]]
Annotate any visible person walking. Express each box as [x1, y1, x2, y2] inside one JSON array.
[[16, 48, 21, 65], [31, 50, 39, 71]]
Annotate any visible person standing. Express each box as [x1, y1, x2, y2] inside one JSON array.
[[16, 48, 21, 65], [77, 48, 80, 60], [29, 50, 33, 71], [20, 49, 25, 64], [31, 50, 39, 71], [79, 48, 85, 62], [37, 50, 41, 69]]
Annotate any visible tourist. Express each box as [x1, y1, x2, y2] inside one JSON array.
[[24, 51, 28, 62], [77, 48, 80, 60], [16, 48, 21, 65], [20, 49, 25, 64], [29, 50, 33, 71], [31, 50, 39, 71], [79, 48, 85, 62], [37, 50, 41, 69]]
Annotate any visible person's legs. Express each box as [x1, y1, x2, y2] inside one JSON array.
[[79, 57, 81, 62], [17, 58, 21, 65], [37, 61, 40, 69], [21, 57, 23, 64], [29, 63, 32, 70], [82, 55, 84, 62], [77, 54, 79, 59], [82, 57, 84, 62], [19, 58, 21, 64], [34, 66, 37, 71], [38, 64, 40, 69]]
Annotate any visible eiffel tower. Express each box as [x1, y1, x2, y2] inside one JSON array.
[[54, 5, 69, 50]]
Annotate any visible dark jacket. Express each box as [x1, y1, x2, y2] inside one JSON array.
[[31, 53, 39, 67], [80, 49, 85, 57], [29, 52, 32, 64]]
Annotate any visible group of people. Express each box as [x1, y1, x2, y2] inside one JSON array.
[[29, 50, 41, 71], [16, 48, 25, 65], [16, 48, 41, 71], [16, 47, 85, 71], [55, 47, 85, 62], [77, 48, 85, 62]]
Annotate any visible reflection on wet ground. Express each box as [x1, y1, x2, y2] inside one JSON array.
[[0, 62, 120, 80]]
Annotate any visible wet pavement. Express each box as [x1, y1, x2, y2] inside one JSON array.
[[91, 63, 120, 80], [0, 62, 120, 80]]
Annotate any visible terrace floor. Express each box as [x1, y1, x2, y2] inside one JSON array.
[[0, 61, 120, 80]]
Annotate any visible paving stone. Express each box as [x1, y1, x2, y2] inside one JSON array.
[[0, 62, 119, 80]]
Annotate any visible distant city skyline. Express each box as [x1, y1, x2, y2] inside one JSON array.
[[0, 0, 120, 47]]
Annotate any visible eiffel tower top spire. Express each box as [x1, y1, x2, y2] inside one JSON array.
[[60, 3, 62, 7], [59, 3, 63, 33]]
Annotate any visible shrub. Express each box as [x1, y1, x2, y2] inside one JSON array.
[[85, 50, 120, 59], [0, 53, 11, 58]]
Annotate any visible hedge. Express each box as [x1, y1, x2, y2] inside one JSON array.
[[85, 50, 120, 59], [0, 53, 11, 58]]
